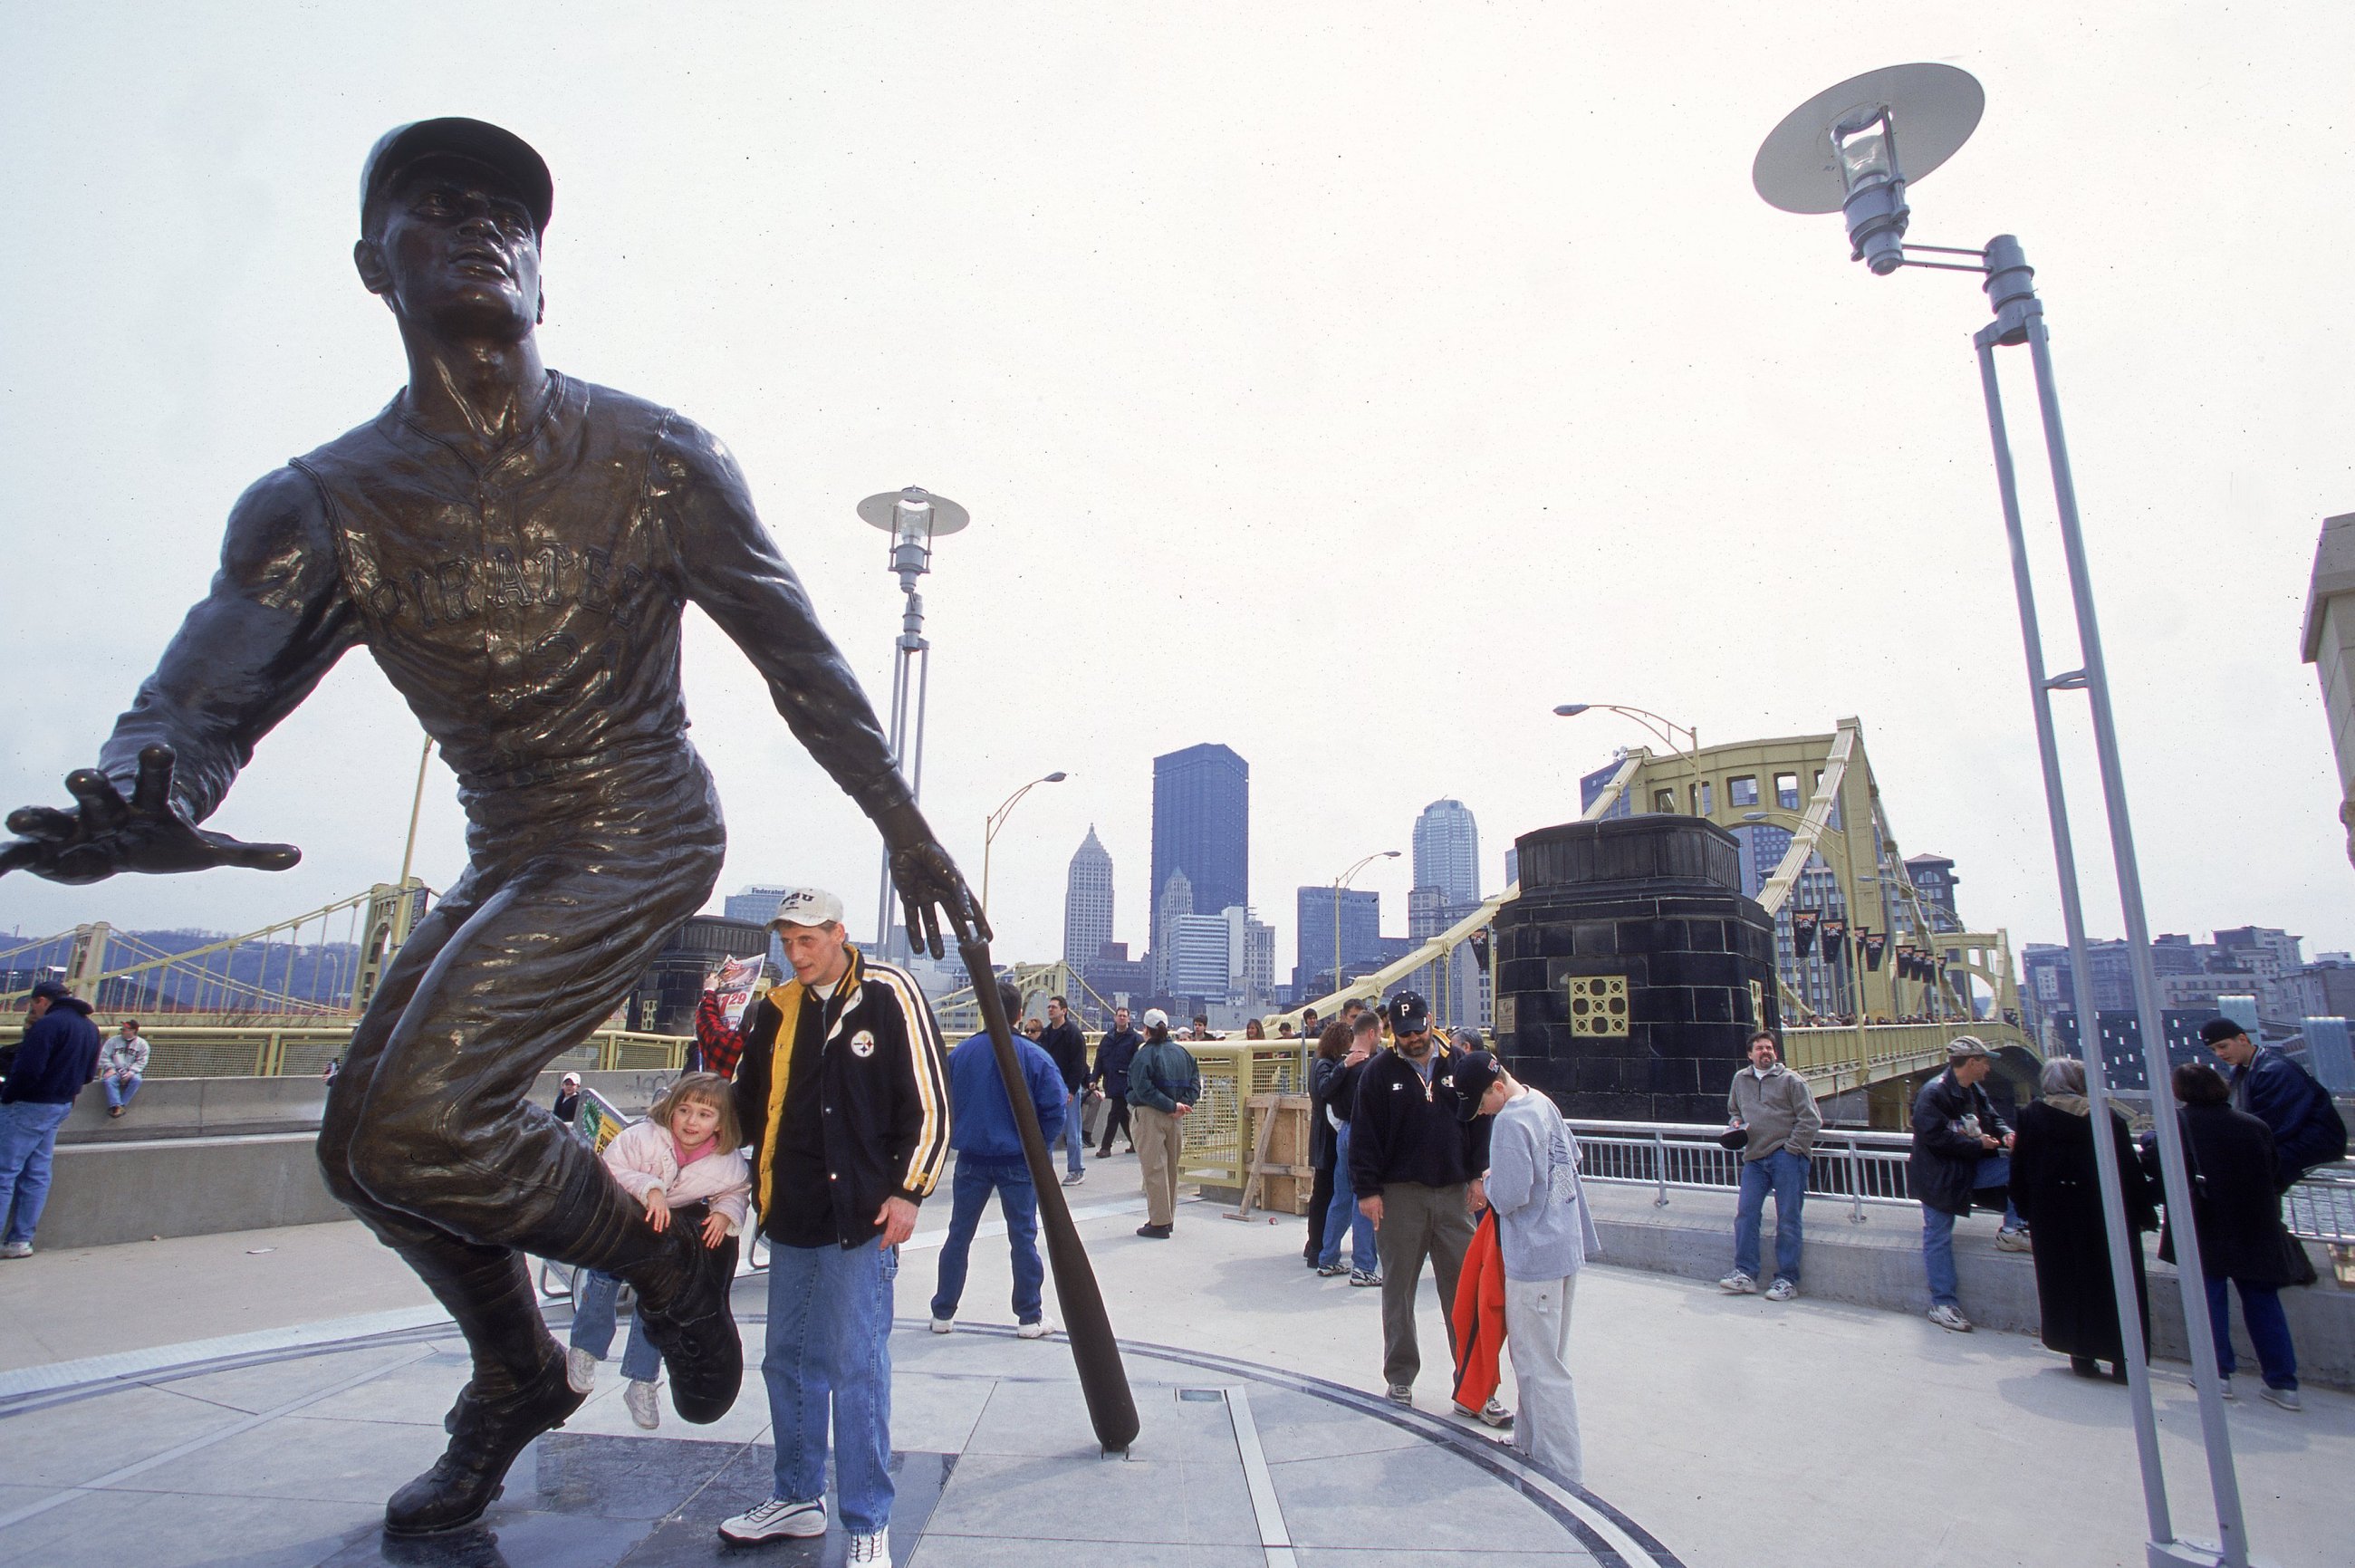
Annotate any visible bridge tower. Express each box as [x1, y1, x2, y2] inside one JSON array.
[[64, 922, 112, 1002]]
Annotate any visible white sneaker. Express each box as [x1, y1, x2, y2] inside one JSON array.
[[1763, 1278, 1799, 1303], [1453, 1396, 1513, 1429], [2187, 1372, 2238, 1401], [1016, 1320, 1051, 1340], [928, 1315, 954, 1333], [1717, 1271, 1758, 1294], [2260, 1383, 2301, 1411], [1384, 1382, 1414, 1407], [847, 1525, 890, 1564], [0, 1242, 31, 1260], [1995, 1227, 2032, 1253], [1927, 1303, 1973, 1332], [1062, 1169, 1085, 1186], [623, 1377, 661, 1429], [564, 1346, 599, 1394], [718, 1496, 827, 1544]]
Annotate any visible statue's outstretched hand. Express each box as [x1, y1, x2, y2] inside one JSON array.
[[876, 802, 989, 958], [0, 745, 301, 885]]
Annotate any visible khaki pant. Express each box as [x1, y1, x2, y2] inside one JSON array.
[[1505, 1272, 1582, 1482], [1134, 1104, 1185, 1227], [1375, 1182, 1473, 1390]]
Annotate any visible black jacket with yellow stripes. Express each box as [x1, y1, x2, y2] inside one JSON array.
[[731, 945, 952, 1248]]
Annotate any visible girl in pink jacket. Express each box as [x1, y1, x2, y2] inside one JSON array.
[[566, 1073, 751, 1428]]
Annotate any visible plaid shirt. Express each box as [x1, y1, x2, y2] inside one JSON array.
[[695, 990, 747, 1080]]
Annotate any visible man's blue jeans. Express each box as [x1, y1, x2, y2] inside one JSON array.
[[103, 1074, 142, 1111], [1733, 1149, 1808, 1284], [930, 1156, 1043, 1324], [2206, 1275, 2298, 1390], [1319, 1124, 1376, 1273], [1061, 1092, 1085, 1175], [1921, 1154, 2016, 1308], [568, 1268, 660, 1381], [0, 1101, 72, 1246], [764, 1237, 898, 1534]]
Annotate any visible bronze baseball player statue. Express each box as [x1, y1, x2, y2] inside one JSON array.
[[0, 119, 986, 1534]]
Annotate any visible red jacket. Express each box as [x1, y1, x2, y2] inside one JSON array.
[[1451, 1208, 1508, 1411]]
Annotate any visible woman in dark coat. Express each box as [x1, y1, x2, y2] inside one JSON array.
[[2148, 1062, 2304, 1410], [2008, 1058, 2155, 1380], [1302, 1022, 1351, 1266]]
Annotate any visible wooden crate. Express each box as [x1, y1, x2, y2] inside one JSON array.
[[1234, 1093, 1315, 1217]]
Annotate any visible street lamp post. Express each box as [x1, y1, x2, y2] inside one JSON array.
[[1757, 64, 2249, 1568], [858, 487, 971, 953], [980, 771, 1070, 917], [1330, 851, 1399, 1002], [1552, 702, 1698, 764]]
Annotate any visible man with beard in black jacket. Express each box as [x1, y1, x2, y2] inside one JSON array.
[[1350, 992, 1503, 1424]]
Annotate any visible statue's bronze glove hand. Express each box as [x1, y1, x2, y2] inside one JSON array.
[[875, 801, 988, 958], [0, 745, 301, 885]]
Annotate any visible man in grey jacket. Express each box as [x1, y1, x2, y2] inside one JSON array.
[[1719, 1031, 1821, 1302]]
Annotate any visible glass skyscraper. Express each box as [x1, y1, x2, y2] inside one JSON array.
[[1411, 798, 1480, 907], [1149, 743, 1249, 923]]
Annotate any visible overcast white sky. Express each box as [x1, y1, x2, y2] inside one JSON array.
[[5, 4, 2352, 978]]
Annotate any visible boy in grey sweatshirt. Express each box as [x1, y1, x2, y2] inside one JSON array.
[[1458, 1052, 1599, 1482]]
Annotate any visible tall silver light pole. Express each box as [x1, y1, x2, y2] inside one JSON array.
[[858, 487, 970, 954], [1758, 64, 2250, 1568]]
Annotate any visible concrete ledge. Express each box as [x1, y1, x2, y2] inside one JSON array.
[[61, 1076, 327, 1144], [61, 1068, 670, 1147], [35, 1069, 679, 1248], [43, 1133, 350, 1249], [1585, 1180, 2355, 1390]]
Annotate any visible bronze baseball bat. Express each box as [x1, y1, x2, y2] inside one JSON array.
[[956, 935, 1139, 1453]]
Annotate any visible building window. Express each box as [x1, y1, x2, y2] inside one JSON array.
[[1729, 775, 1759, 807], [1653, 788, 1677, 814], [1775, 773, 1801, 810], [1691, 781, 1714, 816]]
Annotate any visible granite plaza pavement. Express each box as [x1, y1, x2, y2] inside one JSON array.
[[0, 1165, 2347, 1568]]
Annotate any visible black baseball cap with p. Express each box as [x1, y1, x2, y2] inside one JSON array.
[[1388, 991, 1431, 1037], [361, 118, 554, 236]]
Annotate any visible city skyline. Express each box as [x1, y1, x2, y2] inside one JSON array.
[[6, 10, 2352, 976]]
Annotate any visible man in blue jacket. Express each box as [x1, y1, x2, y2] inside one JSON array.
[[0, 981, 102, 1257], [2204, 1017, 2347, 1190], [930, 979, 1067, 1337]]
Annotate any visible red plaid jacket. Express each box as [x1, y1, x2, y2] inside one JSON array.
[[695, 990, 747, 1081]]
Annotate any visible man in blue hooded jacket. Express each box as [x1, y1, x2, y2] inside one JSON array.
[[0, 981, 102, 1257], [929, 978, 1066, 1335]]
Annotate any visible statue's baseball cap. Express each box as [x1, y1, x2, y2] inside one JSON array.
[[361, 118, 554, 235], [768, 888, 848, 930]]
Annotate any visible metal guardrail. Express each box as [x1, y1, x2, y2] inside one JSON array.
[[1567, 1117, 2355, 1247], [1182, 1043, 1309, 1191]]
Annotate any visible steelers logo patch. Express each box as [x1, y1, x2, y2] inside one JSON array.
[[850, 1030, 878, 1058]]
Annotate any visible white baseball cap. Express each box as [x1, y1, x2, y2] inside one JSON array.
[[1141, 1007, 1169, 1029], [768, 888, 848, 930]]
